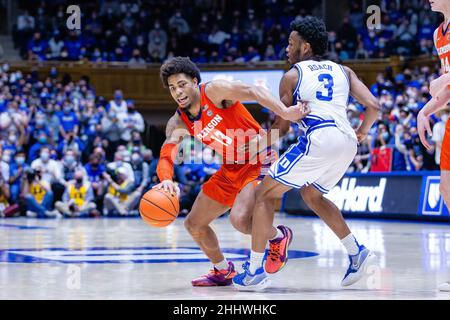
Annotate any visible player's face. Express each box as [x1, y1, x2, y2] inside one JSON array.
[[286, 32, 301, 64], [286, 31, 310, 64], [429, 0, 448, 12], [167, 73, 199, 109]]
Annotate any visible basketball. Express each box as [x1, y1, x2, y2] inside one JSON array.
[[139, 188, 180, 228]]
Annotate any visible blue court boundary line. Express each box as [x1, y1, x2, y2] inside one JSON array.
[[345, 171, 441, 177], [280, 212, 450, 225]]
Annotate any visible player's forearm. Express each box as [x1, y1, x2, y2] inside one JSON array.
[[251, 86, 290, 119], [359, 105, 379, 133], [156, 143, 178, 182], [420, 90, 450, 117]]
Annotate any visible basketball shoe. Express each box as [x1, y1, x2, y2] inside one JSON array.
[[438, 281, 450, 292], [191, 261, 237, 286], [264, 225, 293, 274], [233, 262, 271, 291], [341, 244, 376, 286]]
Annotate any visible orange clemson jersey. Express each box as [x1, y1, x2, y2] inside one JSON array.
[[176, 82, 266, 207], [436, 21, 450, 74], [177, 83, 264, 164]]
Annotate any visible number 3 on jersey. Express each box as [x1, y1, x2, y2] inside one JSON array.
[[316, 73, 334, 101]]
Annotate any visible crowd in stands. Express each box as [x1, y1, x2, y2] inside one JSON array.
[[12, 0, 440, 64], [0, 63, 157, 218]]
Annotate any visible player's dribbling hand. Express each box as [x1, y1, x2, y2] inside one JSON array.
[[417, 110, 433, 150], [283, 101, 310, 122], [153, 180, 180, 197]]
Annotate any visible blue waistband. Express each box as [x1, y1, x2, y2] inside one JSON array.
[[301, 117, 336, 134]]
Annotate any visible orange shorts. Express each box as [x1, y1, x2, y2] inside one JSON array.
[[202, 162, 262, 207], [442, 120, 450, 171]]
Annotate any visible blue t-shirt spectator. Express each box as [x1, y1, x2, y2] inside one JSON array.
[[85, 163, 106, 183], [57, 111, 79, 133]]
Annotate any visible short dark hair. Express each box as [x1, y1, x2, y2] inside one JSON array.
[[159, 57, 201, 87], [290, 16, 328, 57]]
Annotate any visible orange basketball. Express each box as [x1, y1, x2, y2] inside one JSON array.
[[139, 188, 180, 228]]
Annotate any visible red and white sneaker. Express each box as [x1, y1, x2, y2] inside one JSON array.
[[191, 261, 237, 286], [264, 225, 293, 274]]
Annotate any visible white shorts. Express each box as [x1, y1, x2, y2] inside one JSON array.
[[269, 122, 357, 193]]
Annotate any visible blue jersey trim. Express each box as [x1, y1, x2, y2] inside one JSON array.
[[293, 65, 303, 102], [312, 182, 329, 194], [338, 64, 351, 106]]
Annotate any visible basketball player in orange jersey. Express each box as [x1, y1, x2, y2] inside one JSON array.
[[154, 56, 309, 286], [418, 0, 450, 292]]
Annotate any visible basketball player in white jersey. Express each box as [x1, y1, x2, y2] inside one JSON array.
[[233, 17, 381, 290]]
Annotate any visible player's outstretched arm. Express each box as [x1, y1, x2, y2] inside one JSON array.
[[418, 83, 450, 150], [154, 112, 189, 196], [343, 66, 381, 142], [205, 79, 310, 122], [236, 69, 303, 159]]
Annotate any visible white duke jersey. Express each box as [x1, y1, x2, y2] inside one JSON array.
[[292, 59, 357, 140]]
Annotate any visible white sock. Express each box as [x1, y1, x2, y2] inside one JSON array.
[[269, 227, 284, 241], [249, 250, 265, 274], [214, 258, 229, 271], [341, 233, 360, 256]]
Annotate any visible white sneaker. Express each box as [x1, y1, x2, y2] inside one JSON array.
[[341, 245, 377, 287], [438, 282, 450, 292], [26, 211, 38, 218], [45, 210, 62, 218]]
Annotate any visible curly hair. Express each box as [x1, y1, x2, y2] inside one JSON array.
[[290, 16, 328, 57], [159, 56, 201, 87]]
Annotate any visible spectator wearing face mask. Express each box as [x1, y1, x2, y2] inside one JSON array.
[[30, 146, 63, 185], [101, 108, 122, 160], [106, 151, 135, 184], [59, 149, 87, 187], [80, 101, 102, 141], [127, 131, 146, 154], [56, 132, 85, 158], [0, 149, 11, 183], [55, 170, 97, 217], [2, 127, 26, 155], [29, 112, 51, 143], [128, 49, 146, 65], [8, 151, 28, 203], [57, 102, 79, 140], [28, 132, 51, 163], [22, 167, 59, 218], [168, 10, 190, 35], [103, 167, 139, 216], [143, 149, 157, 187], [85, 153, 106, 207], [108, 90, 127, 115], [117, 101, 145, 145], [393, 124, 408, 171], [44, 103, 61, 143], [374, 123, 392, 147], [148, 21, 167, 59], [432, 110, 449, 167], [130, 151, 149, 192]]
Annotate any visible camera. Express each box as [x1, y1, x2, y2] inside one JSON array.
[[25, 168, 41, 183]]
